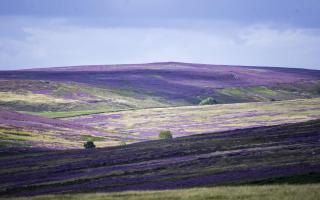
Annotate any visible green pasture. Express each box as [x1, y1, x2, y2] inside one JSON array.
[[2, 184, 319, 200]]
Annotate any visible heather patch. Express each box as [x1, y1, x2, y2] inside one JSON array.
[[0, 120, 319, 196], [67, 98, 320, 140]]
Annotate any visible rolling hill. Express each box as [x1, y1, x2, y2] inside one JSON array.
[[1, 62, 320, 115], [0, 119, 319, 196], [0, 109, 131, 151], [1, 62, 320, 199], [1, 98, 320, 150], [66, 98, 320, 140]]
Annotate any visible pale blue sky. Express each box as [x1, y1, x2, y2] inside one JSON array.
[[0, 0, 320, 69]]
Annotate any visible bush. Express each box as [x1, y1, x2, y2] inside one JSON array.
[[199, 97, 218, 105], [159, 130, 173, 139], [84, 141, 96, 149]]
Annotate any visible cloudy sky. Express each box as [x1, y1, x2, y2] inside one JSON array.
[[0, 0, 320, 70]]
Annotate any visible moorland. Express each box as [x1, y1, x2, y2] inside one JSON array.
[[0, 62, 320, 199]]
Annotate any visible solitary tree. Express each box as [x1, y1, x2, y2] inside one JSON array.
[[84, 141, 96, 149], [159, 130, 173, 139], [199, 97, 218, 105]]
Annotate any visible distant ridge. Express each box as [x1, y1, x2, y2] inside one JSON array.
[[19, 61, 320, 72]]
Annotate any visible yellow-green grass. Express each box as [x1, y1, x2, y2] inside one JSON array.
[[220, 86, 279, 97], [0, 124, 126, 149], [0, 92, 77, 104], [4, 98, 320, 149], [0, 80, 175, 113], [0, 127, 81, 149], [25, 110, 111, 119], [2, 184, 319, 200], [70, 98, 320, 139]]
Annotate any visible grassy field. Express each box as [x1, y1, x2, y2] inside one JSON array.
[[0, 80, 174, 113], [1, 79, 320, 114], [2, 184, 320, 200], [0, 110, 130, 150], [26, 110, 112, 119], [1, 98, 320, 149], [67, 98, 320, 140]]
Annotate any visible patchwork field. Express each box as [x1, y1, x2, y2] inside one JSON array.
[[0, 119, 319, 196], [1, 79, 320, 117], [1, 62, 320, 199], [0, 80, 174, 114], [67, 98, 320, 140], [0, 110, 130, 150], [1, 98, 320, 150], [1, 62, 320, 113]]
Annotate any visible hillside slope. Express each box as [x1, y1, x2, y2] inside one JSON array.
[[0, 110, 138, 150], [1, 98, 320, 149], [1, 62, 320, 112], [67, 98, 320, 140], [1, 119, 319, 196], [0, 80, 174, 113]]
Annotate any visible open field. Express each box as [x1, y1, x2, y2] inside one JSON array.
[[0, 110, 134, 150], [67, 98, 320, 140], [1, 184, 320, 200], [0, 119, 319, 196], [0, 80, 174, 113], [1, 98, 320, 149], [2, 79, 320, 115]]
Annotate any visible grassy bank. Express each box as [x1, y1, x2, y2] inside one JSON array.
[[2, 184, 320, 200]]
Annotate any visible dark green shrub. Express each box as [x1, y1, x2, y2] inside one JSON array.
[[159, 130, 173, 139], [84, 141, 96, 149], [199, 97, 217, 105]]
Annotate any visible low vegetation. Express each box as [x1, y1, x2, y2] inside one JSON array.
[[199, 97, 217, 105], [2, 185, 320, 200], [158, 130, 173, 139], [0, 120, 319, 196], [81, 135, 105, 142], [67, 98, 320, 140], [0, 63, 320, 198], [84, 141, 96, 149]]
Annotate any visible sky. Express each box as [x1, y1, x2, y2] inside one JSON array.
[[0, 0, 320, 70]]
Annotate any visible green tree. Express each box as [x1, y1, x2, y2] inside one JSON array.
[[199, 97, 218, 105], [159, 130, 173, 139], [84, 141, 96, 149]]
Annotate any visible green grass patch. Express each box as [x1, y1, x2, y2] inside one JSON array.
[[26, 110, 109, 118], [0, 129, 32, 141], [247, 86, 278, 96], [81, 135, 106, 142], [1, 130, 32, 137], [2, 184, 320, 200]]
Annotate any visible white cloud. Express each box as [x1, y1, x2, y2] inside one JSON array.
[[0, 19, 320, 70]]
